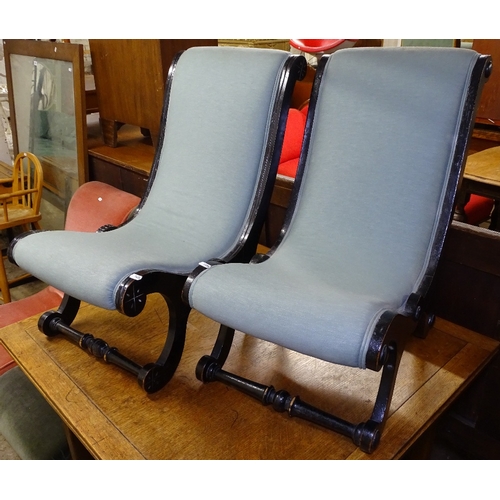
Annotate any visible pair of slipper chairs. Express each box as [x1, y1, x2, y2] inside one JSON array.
[[8, 46, 491, 453]]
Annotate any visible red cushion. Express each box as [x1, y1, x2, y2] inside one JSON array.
[[278, 158, 300, 178], [0, 286, 63, 330], [0, 287, 64, 375], [289, 39, 358, 52], [279, 109, 307, 165], [464, 194, 494, 225]]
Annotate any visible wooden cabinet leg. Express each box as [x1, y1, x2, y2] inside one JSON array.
[[100, 118, 120, 147]]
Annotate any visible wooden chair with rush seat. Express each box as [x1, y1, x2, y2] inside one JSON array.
[[184, 47, 492, 453], [1, 152, 43, 304]]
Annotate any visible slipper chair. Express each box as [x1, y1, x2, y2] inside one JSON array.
[[184, 47, 492, 453], [8, 47, 306, 393], [0, 181, 141, 375], [0, 181, 140, 460]]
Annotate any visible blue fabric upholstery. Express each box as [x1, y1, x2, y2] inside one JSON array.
[[188, 48, 481, 368], [10, 47, 290, 310]]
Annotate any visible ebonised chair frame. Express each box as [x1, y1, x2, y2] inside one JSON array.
[[183, 51, 492, 453], [10, 50, 307, 394]]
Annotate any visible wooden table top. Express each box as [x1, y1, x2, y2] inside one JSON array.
[[464, 145, 500, 187], [1, 294, 498, 460]]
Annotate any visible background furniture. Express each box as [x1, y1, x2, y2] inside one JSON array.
[[455, 146, 500, 230], [0, 181, 140, 371], [89, 39, 217, 148], [0, 152, 44, 303], [218, 39, 290, 50], [3, 39, 88, 216], [469, 40, 500, 151], [427, 221, 500, 457], [88, 123, 153, 197], [400, 39, 460, 47], [471, 40, 500, 127]]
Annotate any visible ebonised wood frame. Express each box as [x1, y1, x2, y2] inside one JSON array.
[[183, 52, 492, 452], [11, 51, 307, 394]]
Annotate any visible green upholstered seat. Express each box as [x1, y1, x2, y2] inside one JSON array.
[[0, 367, 69, 460]]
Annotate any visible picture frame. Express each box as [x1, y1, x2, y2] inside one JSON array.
[[3, 39, 88, 215]]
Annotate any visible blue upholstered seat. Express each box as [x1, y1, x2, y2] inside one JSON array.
[[8, 47, 306, 393], [185, 47, 491, 452]]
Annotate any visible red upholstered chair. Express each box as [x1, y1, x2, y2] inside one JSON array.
[[289, 39, 358, 54], [0, 181, 140, 375]]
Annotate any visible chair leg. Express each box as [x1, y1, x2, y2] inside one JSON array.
[[137, 297, 191, 393], [38, 293, 82, 334], [209, 324, 236, 366], [196, 315, 414, 453], [196, 341, 403, 454], [0, 253, 12, 303], [37, 273, 191, 393]]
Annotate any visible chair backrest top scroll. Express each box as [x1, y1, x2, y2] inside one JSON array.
[[274, 47, 483, 306]]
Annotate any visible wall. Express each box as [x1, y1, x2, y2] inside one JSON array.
[[0, 41, 12, 163]]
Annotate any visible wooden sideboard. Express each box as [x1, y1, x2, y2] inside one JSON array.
[[88, 124, 153, 197], [89, 39, 217, 149], [469, 40, 500, 147], [472, 40, 500, 127]]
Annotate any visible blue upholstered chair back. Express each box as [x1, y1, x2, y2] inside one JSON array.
[[276, 48, 480, 304], [9, 47, 295, 310], [136, 46, 292, 263]]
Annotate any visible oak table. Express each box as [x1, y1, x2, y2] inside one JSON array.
[[0, 295, 498, 460]]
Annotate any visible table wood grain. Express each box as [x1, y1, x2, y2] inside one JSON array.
[[464, 145, 500, 187], [1, 295, 497, 459]]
